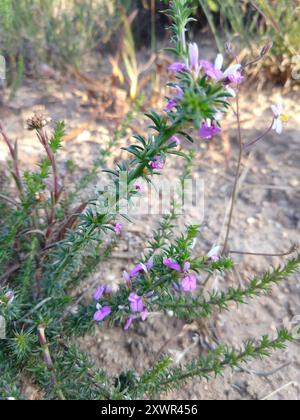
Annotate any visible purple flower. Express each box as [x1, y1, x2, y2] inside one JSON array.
[[129, 263, 147, 278], [207, 246, 221, 262], [146, 256, 154, 271], [168, 62, 187, 73], [93, 306, 112, 322], [5, 290, 15, 305], [169, 136, 181, 147], [128, 292, 144, 313], [135, 181, 144, 193], [123, 271, 131, 284], [189, 43, 200, 73], [129, 257, 153, 279], [141, 309, 149, 321], [183, 261, 191, 273], [174, 86, 184, 99], [150, 156, 165, 170], [272, 99, 287, 135], [199, 120, 221, 139], [200, 54, 242, 83], [165, 98, 178, 112], [144, 290, 155, 299], [228, 71, 244, 84], [163, 258, 181, 272], [105, 285, 112, 295], [114, 223, 123, 235], [181, 274, 197, 293], [200, 59, 223, 80], [124, 316, 134, 331], [94, 286, 105, 301]]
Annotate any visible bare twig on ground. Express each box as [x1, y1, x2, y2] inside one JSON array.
[[261, 381, 298, 400]]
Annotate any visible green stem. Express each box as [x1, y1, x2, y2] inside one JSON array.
[[128, 123, 181, 183], [159, 335, 286, 389]]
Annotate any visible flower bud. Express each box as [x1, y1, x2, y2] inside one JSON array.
[[260, 42, 273, 57], [26, 114, 49, 131], [5, 290, 14, 305]]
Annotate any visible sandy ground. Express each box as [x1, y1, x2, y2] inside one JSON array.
[[1, 51, 300, 400]]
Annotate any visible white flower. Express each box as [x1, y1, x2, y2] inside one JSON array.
[[215, 54, 242, 79], [189, 43, 200, 73], [271, 99, 287, 135]]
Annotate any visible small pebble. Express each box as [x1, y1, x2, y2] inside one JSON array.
[[289, 178, 299, 188], [247, 217, 257, 225]]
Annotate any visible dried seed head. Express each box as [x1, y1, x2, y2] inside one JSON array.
[[26, 114, 49, 131]]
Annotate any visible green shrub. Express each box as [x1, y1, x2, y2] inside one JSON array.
[[0, 0, 299, 401]]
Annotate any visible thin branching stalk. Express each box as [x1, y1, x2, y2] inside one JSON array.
[[244, 117, 275, 149], [229, 245, 298, 258], [222, 90, 244, 254]]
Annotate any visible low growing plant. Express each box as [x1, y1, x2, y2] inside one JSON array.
[[0, 0, 299, 401]]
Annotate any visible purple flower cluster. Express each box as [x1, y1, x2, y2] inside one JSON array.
[[163, 258, 197, 293], [92, 246, 224, 327], [167, 44, 244, 141], [92, 245, 224, 330], [93, 258, 155, 330], [122, 258, 155, 330]]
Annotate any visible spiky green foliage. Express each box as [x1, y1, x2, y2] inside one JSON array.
[[131, 328, 294, 398], [164, 0, 196, 58], [69, 253, 299, 336]]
